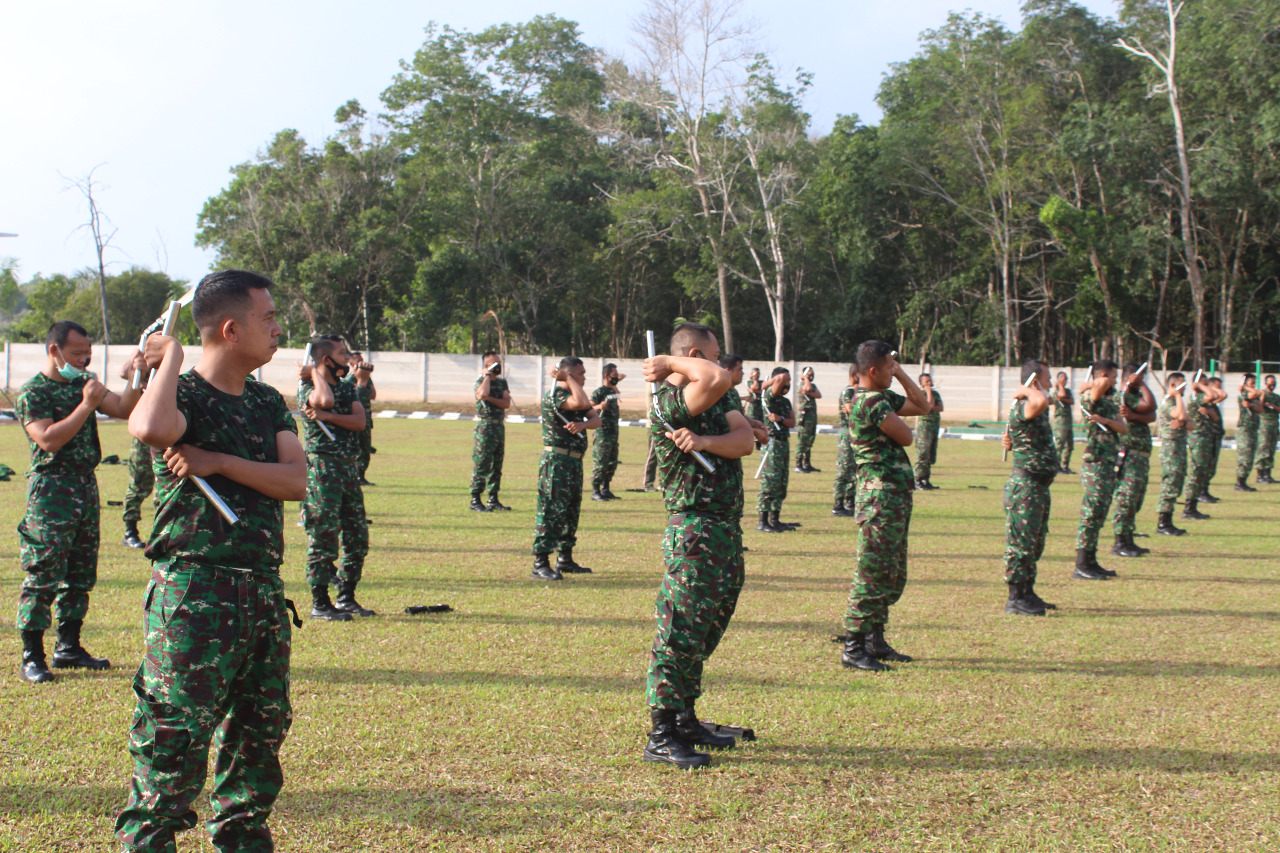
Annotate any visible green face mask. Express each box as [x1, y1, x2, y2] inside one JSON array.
[[54, 347, 89, 380]]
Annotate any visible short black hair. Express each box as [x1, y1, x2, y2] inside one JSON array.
[[1091, 359, 1118, 377], [47, 320, 89, 349], [1122, 362, 1139, 376], [670, 322, 714, 356], [482, 350, 498, 360], [1266, 375, 1276, 383], [558, 356, 583, 371], [603, 362, 618, 377], [856, 340, 894, 374], [1020, 359, 1046, 384], [770, 366, 789, 378], [1244, 372, 1256, 384], [1210, 376, 1223, 386], [191, 269, 273, 332], [1168, 371, 1185, 383], [718, 353, 743, 369], [918, 372, 931, 382], [310, 337, 342, 361]]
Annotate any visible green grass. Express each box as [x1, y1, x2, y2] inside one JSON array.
[[1, 419, 1277, 851]]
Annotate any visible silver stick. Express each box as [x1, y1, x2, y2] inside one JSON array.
[[645, 330, 715, 473], [754, 439, 772, 479]]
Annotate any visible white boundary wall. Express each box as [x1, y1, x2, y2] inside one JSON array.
[[0, 344, 1261, 426]]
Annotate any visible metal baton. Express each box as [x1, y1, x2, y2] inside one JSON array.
[[645, 330, 715, 473], [301, 343, 337, 441], [754, 439, 773, 479]]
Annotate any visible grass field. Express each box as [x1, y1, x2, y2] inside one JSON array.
[[1, 417, 1278, 852]]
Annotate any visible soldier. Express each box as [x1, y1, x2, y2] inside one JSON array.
[[119, 359, 155, 551], [641, 322, 755, 769], [299, 336, 372, 620], [794, 367, 822, 473], [746, 367, 765, 446], [1073, 359, 1128, 580], [116, 269, 307, 853], [999, 359, 1056, 616], [913, 372, 944, 490], [1256, 375, 1279, 483], [840, 342, 930, 671], [590, 362, 625, 501], [1181, 375, 1225, 520], [1154, 373, 1189, 536], [1052, 372, 1075, 474], [15, 321, 144, 683], [1234, 374, 1263, 491], [532, 357, 601, 580], [718, 354, 770, 446], [346, 349, 376, 486], [831, 365, 859, 517], [1110, 364, 1156, 558], [1201, 377, 1227, 503], [470, 351, 512, 512], [755, 368, 796, 533]]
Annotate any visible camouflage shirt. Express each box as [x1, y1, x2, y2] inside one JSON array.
[[849, 388, 914, 491], [724, 386, 745, 413], [1157, 396, 1186, 442], [1238, 391, 1260, 431], [799, 386, 818, 418], [16, 372, 101, 475], [837, 386, 856, 431], [1052, 393, 1074, 423], [541, 386, 589, 453], [1008, 398, 1057, 476], [1210, 401, 1225, 437], [298, 378, 360, 458], [1187, 391, 1214, 436], [763, 388, 793, 441], [1262, 390, 1280, 424], [147, 370, 297, 574], [651, 382, 743, 521], [920, 390, 942, 427], [1120, 388, 1152, 453], [590, 384, 621, 433], [345, 374, 374, 429], [1080, 390, 1120, 457], [475, 375, 509, 423]]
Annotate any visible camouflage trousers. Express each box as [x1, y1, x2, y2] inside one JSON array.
[[1003, 468, 1053, 585], [1236, 423, 1258, 479], [302, 454, 368, 587], [756, 439, 790, 514], [1257, 419, 1278, 476], [592, 429, 619, 490], [646, 514, 744, 710], [532, 452, 582, 555], [844, 488, 912, 633], [16, 471, 99, 632], [469, 421, 505, 501], [914, 421, 939, 480], [832, 428, 858, 506], [124, 437, 156, 527], [1075, 453, 1118, 551], [796, 414, 817, 466], [1208, 435, 1224, 488], [747, 398, 764, 425], [1054, 418, 1074, 469], [643, 438, 658, 489], [1157, 435, 1187, 515], [115, 562, 292, 853], [1111, 450, 1150, 537], [1183, 433, 1216, 503], [357, 426, 373, 481]]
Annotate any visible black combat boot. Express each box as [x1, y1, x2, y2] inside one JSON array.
[[841, 632, 890, 671], [469, 496, 489, 512], [1073, 548, 1108, 580], [334, 581, 376, 617], [1235, 476, 1256, 492], [20, 630, 54, 684], [1257, 471, 1274, 484], [51, 619, 110, 669], [676, 705, 736, 750], [602, 487, 620, 501], [1090, 550, 1117, 577], [1111, 534, 1142, 558], [867, 626, 914, 661], [1024, 580, 1056, 611], [531, 553, 562, 581], [309, 585, 353, 621], [806, 461, 821, 473], [756, 512, 782, 533], [1005, 581, 1046, 616], [591, 488, 607, 501], [1156, 512, 1186, 536], [1199, 491, 1220, 504], [1127, 533, 1150, 555], [1181, 500, 1211, 520], [556, 549, 592, 574], [769, 511, 795, 531], [831, 500, 853, 517], [643, 709, 711, 769], [122, 523, 145, 550], [486, 497, 512, 511]]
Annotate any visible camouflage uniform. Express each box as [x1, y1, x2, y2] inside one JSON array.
[[299, 378, 367, 588], [1256, 390, 1280, 478], [1052, 395, 1074, 470], [1075, 391, 1120, 552], [1235, 390, 1259, 480], [795, 384, 818, 469], [832, 386, 859, 508], [1156, 396, 1187, 515], [532, 386, 588, 555], [1182, 391, 1216, 504], [646, 384, 744, 710], [747, 386, 764, 425], [116, 370, 298, 853], [470, 375, 509, 503], [123, 436, 156, 529], [844, 388, 915, 634], [1003, 398, 1057, 585], [913, 389, 942, 482], [15, 373, 101, 632], [590, 384, 621, 492], [1111, 388, 1151, 538], [344, 374, 374, 481], [756, 388, 792, 513], [1207, 399, 1225, 489]]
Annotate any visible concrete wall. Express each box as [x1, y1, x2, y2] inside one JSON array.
[[0, 343, 1258, 427]]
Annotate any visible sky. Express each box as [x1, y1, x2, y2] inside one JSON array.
[[0, 0, 1119, 286]]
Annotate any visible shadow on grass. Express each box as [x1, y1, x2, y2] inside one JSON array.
[[1070, 607, 1280, 622], [928, 656, 1280, 677]]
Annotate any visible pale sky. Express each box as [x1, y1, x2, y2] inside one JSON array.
[[0, 0, 1119, 286]]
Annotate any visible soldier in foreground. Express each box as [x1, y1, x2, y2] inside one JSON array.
[[15, 321, 144, 683], [116, 269, 306, 852], [346, 349, 376, 485], [1110, 364, 1156, 558], [1256, 375, 1279, 483], [1074, 360, 1128, 580], [831, 364, 859, 517], [841, 342, 930, 671], [532, 357, 600, 580], [913, 372, 944, 490], [794, 367, 821, 473], [1234, 374, 1263, 491], [1052, 372, 1075, 474], [756, 368, 796, 533], [119, 358, 155, 551], [1155, 374, 1189, 536], [999, 360, 1057, 615], [470, 351, 512, 511], [642, 322, 754, 769], [590, 362, 624, 501]]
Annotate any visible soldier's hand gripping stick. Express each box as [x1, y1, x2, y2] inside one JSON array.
[[1161, 382, 1187, 404], [302, 343, 338, 441], [1003, 371, 1039, 462], [479, 361, 500, 377], [645, 330, 715, 473]]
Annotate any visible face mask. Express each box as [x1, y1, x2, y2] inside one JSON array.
[[327, 357, 349, 379], [54, 347, 89, 380], [607, 375, 619, 386]]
